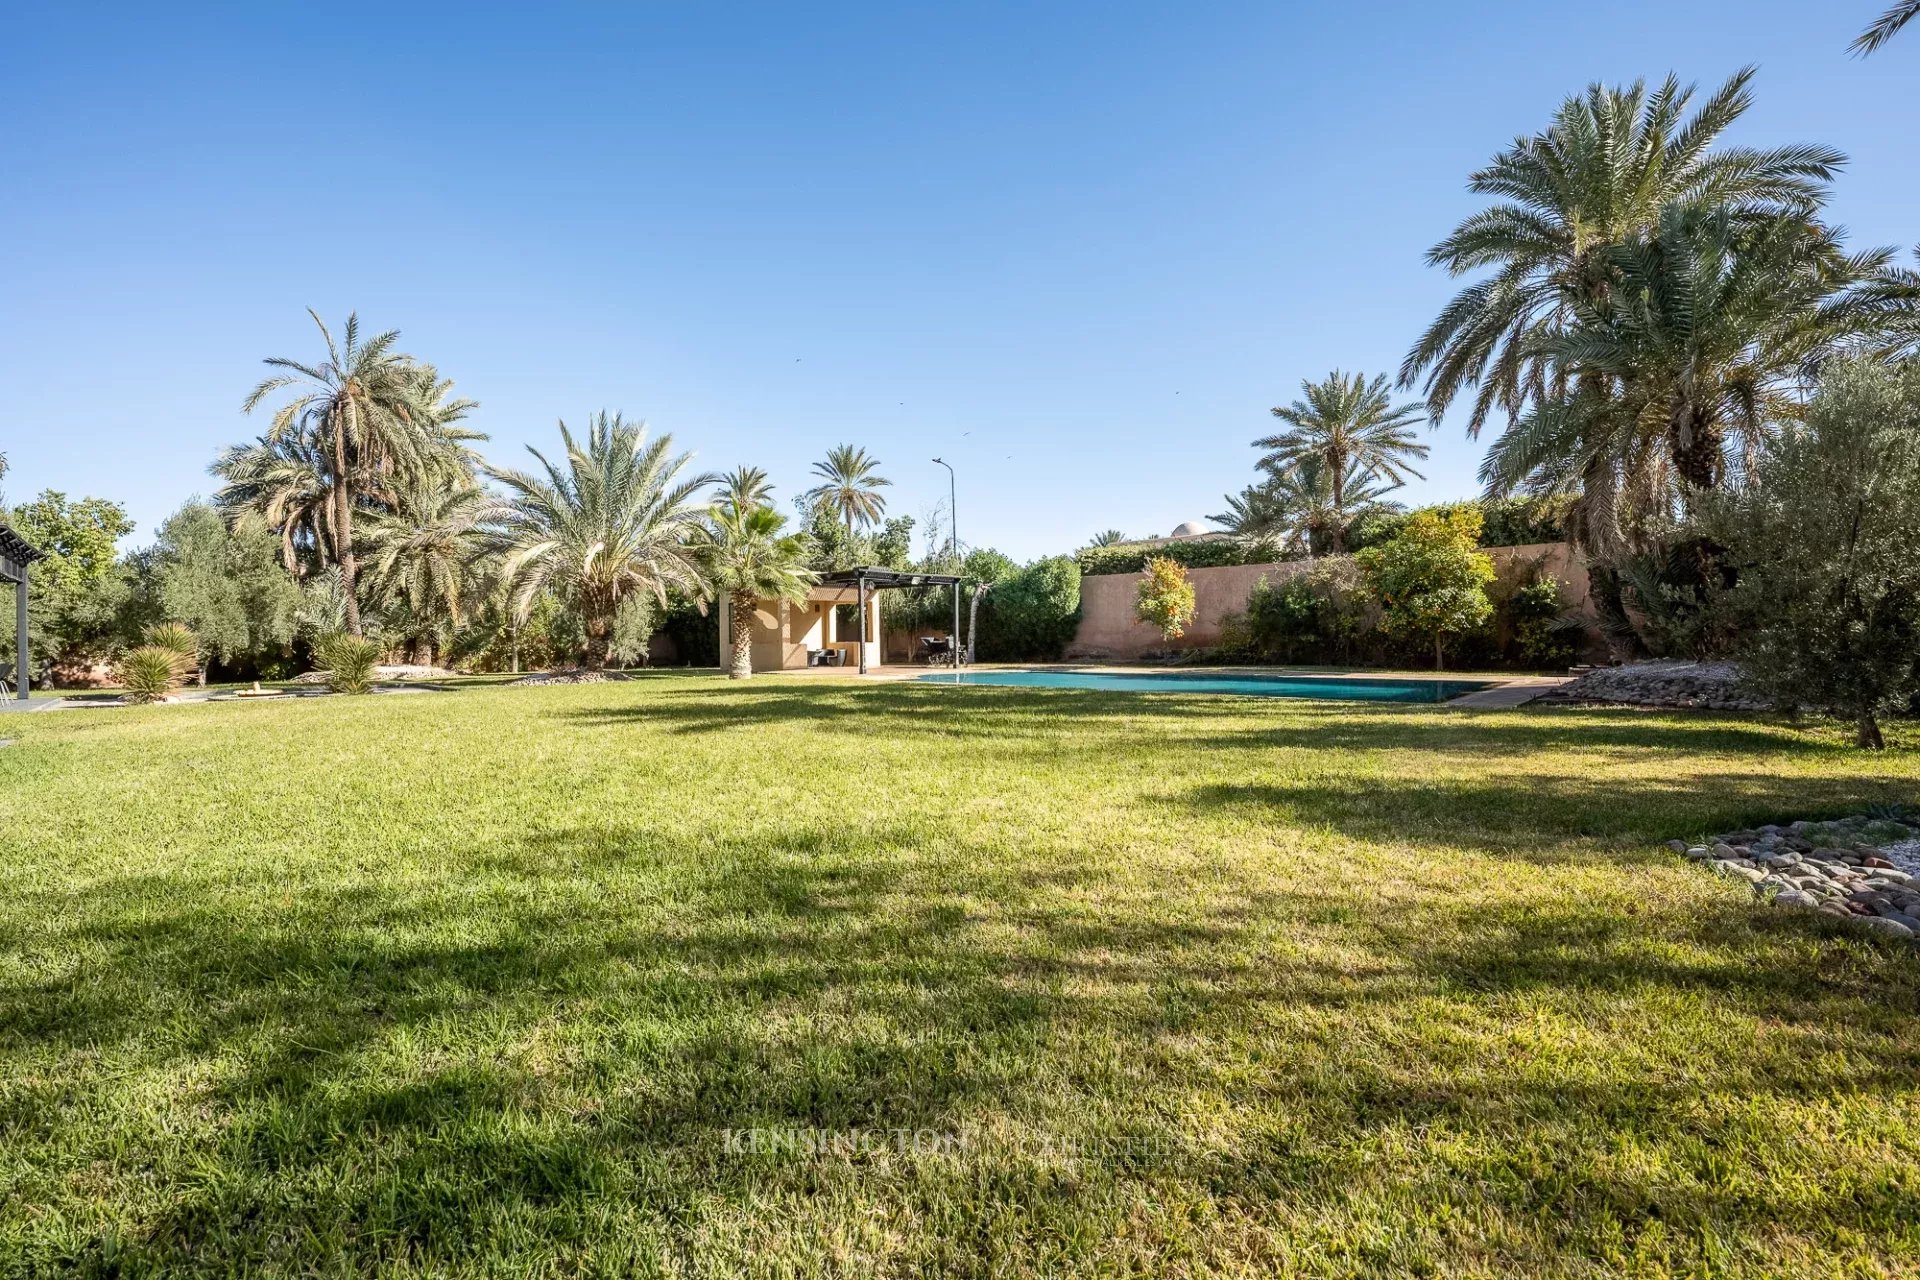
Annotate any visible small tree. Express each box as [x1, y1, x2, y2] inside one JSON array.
[[1356, 507, 1494, 669], [691, 501, 817, 679], [1709, 358, 1920, 749], [153, 501, 301, 683], [1135, 556, 1197, 642]]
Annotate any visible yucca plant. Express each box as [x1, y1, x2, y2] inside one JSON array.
[[118, 647, 187, 704], [317, 634, 382, 695], [143, 623, 200, 680]]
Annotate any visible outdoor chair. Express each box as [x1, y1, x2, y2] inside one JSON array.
[[919, 635, 956, 666]]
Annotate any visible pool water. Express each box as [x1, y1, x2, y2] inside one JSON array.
[[915, 669, 1493, 702]]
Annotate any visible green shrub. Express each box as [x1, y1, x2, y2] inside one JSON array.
[[1077, 538, 1254, 577], [1356, 508, 1495, 670], [117, 646, 186, 703], [1619, 539, 1741, 659], [1480, 495, 1573, 547], [1505, 580, 1579, 669], [974, 556, 1081, 661], [1243, 574, 1322, 662], [1348, 497, 1571, 553], [317, 634, 382, 695]]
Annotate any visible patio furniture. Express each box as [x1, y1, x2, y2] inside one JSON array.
[[919, 635, 956, 666]]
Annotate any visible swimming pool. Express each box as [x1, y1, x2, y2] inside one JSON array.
[[915, 669, 1494, 703]]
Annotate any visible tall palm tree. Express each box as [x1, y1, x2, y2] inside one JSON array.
[[1402, 69, 1842, 435], [484, 413, 713, 669], [359, 479, 492, 658], [241, 310, 444, 635], [1255, 372, 1427, 552], [804, 444, 891, 540], [690, 502, 817, 679], [1402, 69, 1844, 655], [1854, 3, 1920, 53], [1085, 529, 1129, 547], [719, 465, 776, 513], [211, 431, 337, 577]]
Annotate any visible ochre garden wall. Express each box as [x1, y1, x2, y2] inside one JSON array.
[[1066, 542, 1594, 660]]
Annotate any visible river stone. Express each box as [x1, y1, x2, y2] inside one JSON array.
[[1860, 917, 1915, 939]]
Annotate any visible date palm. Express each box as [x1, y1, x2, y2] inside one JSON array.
[[1085, 529, 1129, 548], [211, 431, 337, 577], [720, 465, 776, 513], [360, 479, 492, 654], [1255, 372, 1426, 552], [804, 444, 890, 539], [1402, 68, 1843, 437], [1854, 3, 1920, 53], [1241, 458, 1400, 557], [484, 413, 713, 669], [690, 502, 817, 679], [1531, 206, 1909, 491], [242, 311, 438, 635]]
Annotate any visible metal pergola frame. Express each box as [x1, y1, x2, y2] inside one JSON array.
[[816, 567, 965, 675], [0, 523, 46, 703]]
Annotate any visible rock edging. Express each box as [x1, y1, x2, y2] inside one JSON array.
[[1669, 813, 1920, 940]]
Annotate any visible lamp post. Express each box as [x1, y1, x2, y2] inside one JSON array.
[[932, 457, 961, 670]]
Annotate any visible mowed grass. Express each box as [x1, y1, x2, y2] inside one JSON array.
[[2, 676, 1918, 1278]]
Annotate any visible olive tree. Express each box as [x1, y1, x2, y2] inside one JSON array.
[[1710, 359, 1920, 749]]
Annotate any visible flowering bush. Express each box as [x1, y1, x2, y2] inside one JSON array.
[[1135, 556, 1197, 641]]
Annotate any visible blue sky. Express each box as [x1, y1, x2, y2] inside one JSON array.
[[2, 2, 1914, 560]]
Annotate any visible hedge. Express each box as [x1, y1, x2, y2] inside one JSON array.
[[1078, 497, 1574, 576]]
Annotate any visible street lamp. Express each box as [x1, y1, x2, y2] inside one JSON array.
[[931, 457, 957, 557], [932, 457, 961, 670]]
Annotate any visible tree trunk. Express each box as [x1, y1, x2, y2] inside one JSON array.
[[1586, 562, 1646, 662], [1670, 410, 1722, 491], [1433, 634, 1443, 671], [1858, 711, 1886, 751], [967, 585, 987, 664], [729, 590, 754, 679], [198, 661, 209, 687], [333, 409, 363, 637], [581, 612, 611, 669]]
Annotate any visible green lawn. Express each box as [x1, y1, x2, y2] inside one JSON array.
[[2, 675, 1917, 1278]]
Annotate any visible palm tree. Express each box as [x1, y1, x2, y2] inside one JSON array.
[[484, 413, 713, 669], [211, 431, 337, 577], [1085, 529, 1129, 547], [690, 503, 817, 679], [359, 479, 492, 660], [241, 311, 450, 635], [1520, 206, 1910, 491], [1217, 458, 1401, 557], [1254, 372, 1427, 552], [1402, 69, 1844, 655], [720, 465, 776, 513], [1854, 3, 1920, 53], [804, 445, 891, 539], [1402, 69, 1842, 435]]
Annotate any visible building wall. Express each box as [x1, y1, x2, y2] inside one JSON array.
[[1066, 542, 1595, 661]]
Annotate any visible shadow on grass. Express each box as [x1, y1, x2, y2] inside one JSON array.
[[6, 812, 1920, 1273], [558, 682, 1835, 757]]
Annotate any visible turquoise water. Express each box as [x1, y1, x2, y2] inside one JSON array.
[[915, 669, 1492, 702]]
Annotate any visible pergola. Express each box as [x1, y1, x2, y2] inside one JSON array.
[[816, 567, 965, 674], [0, 523, 46, 702]]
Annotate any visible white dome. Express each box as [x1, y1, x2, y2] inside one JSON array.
[[1170, 521, 1210, 538]]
